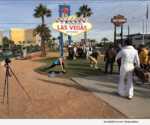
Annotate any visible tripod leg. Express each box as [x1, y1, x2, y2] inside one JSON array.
[[2, 70, 8, 104], [9, 66, 31, 100], [6, 74, 9, 104]]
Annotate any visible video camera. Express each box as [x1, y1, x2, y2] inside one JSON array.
[[5, 58, 11, 65]]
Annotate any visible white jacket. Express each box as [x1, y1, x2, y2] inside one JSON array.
[[116, 46, 140, 67]]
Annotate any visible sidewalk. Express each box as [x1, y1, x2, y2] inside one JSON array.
[[72, 74, 150, 118]]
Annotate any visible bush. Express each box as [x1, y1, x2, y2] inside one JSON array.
[[2, 50, 13, 59], [27, 45, 41, 53]]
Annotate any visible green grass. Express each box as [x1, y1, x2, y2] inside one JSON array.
[[34, 57, 119, 78]]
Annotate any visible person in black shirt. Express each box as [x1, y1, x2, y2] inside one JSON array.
[[104, 45, 116, 74]]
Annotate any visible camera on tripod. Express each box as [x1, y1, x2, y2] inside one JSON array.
[[5, 58, 11, 65], [2, 57, 31, 104]]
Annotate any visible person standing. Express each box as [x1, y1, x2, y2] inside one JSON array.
[[116, 39, 140, 99], [146, 51, 150, 71], [138, 45, 149, 69], [104, 45, 116, 74], [147, 51, 150, 64], [86, 46, 93, 59], [77, 46, 83, 58], [73, 45, 77, 60], [22, 47, 27, 58], [68, 45, 74, 60], [116, 44, 122, 72]]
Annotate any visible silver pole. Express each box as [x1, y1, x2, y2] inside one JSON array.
[[146, 19, 148, 34], [128, 25, 130, 38], [143, 20, 145, 44]]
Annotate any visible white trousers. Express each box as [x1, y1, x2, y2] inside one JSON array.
[[118, 64, 134, 98]]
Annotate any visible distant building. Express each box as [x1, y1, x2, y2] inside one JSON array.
[[10, 28, 39, 45], [128, 33, 150, 47], [117, 33, 150, 47], [24, 29, 36, 43], [10, 28, 25, 44], [0, 31, 3, 45]]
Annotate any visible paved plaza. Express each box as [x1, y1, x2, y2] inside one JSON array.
[[72, 75, 150, 118]]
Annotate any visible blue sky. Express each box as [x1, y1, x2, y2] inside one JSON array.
[[0, 0, 149, 41]]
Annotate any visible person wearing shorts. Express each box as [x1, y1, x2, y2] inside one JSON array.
[[89, 51, 99, 69]]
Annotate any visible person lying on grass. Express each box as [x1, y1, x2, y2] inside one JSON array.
[[46, 57, 66, 73]]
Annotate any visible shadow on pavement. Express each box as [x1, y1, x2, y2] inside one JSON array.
[[85, 75, 150, 98], [37, 78, 127, 100]]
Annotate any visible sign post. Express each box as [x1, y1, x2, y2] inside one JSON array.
[[111, 15, 127, 46], [59, 5, 71, 57]]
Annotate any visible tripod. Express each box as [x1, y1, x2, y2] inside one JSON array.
[[2, 62, 31, 104]]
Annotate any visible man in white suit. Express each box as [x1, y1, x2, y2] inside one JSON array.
[[116, 39, 140, 99]]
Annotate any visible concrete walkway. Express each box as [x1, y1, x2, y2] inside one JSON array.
[[72, 74, 150, 118]]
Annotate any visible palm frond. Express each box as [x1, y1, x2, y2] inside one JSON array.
[[76, 4, 93, 18], [46, 9, 52, 17], [33, 3, 51, 18], [33, 24, 51, 41], [76, 12, 81, 17]]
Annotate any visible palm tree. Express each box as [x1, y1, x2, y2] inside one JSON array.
[[34, 4, 51, 25], [90, 39, 96, 47], [33, 24, 51, 56], [33, 4, 52, 56], [101, 37, 109, 45], [52, 37, 56, 48], [9, 40, 16, 55], [9, 40, 15, 48], [76, 4, 93, 43], [2, 36, 10, 50]]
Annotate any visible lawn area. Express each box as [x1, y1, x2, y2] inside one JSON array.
[[35, 57, 119, 78]]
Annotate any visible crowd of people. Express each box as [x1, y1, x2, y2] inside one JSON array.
[[47, 40, 150, 100], [67, 41, 150, 76], [67, 44, 100, 69], [72, 39, 149, 100], [103, 39, 150, 100], [104, 43, 150, 74], [67, 44, 86, 60], [46, 44, 100, 74]]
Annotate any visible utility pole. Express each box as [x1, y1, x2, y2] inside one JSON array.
[[146, 19, 148, 34], [142, 19, 145, 44], [114, 25, 116, 45], [128, 25, 130, 38], [121, 24, 123, 42]]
